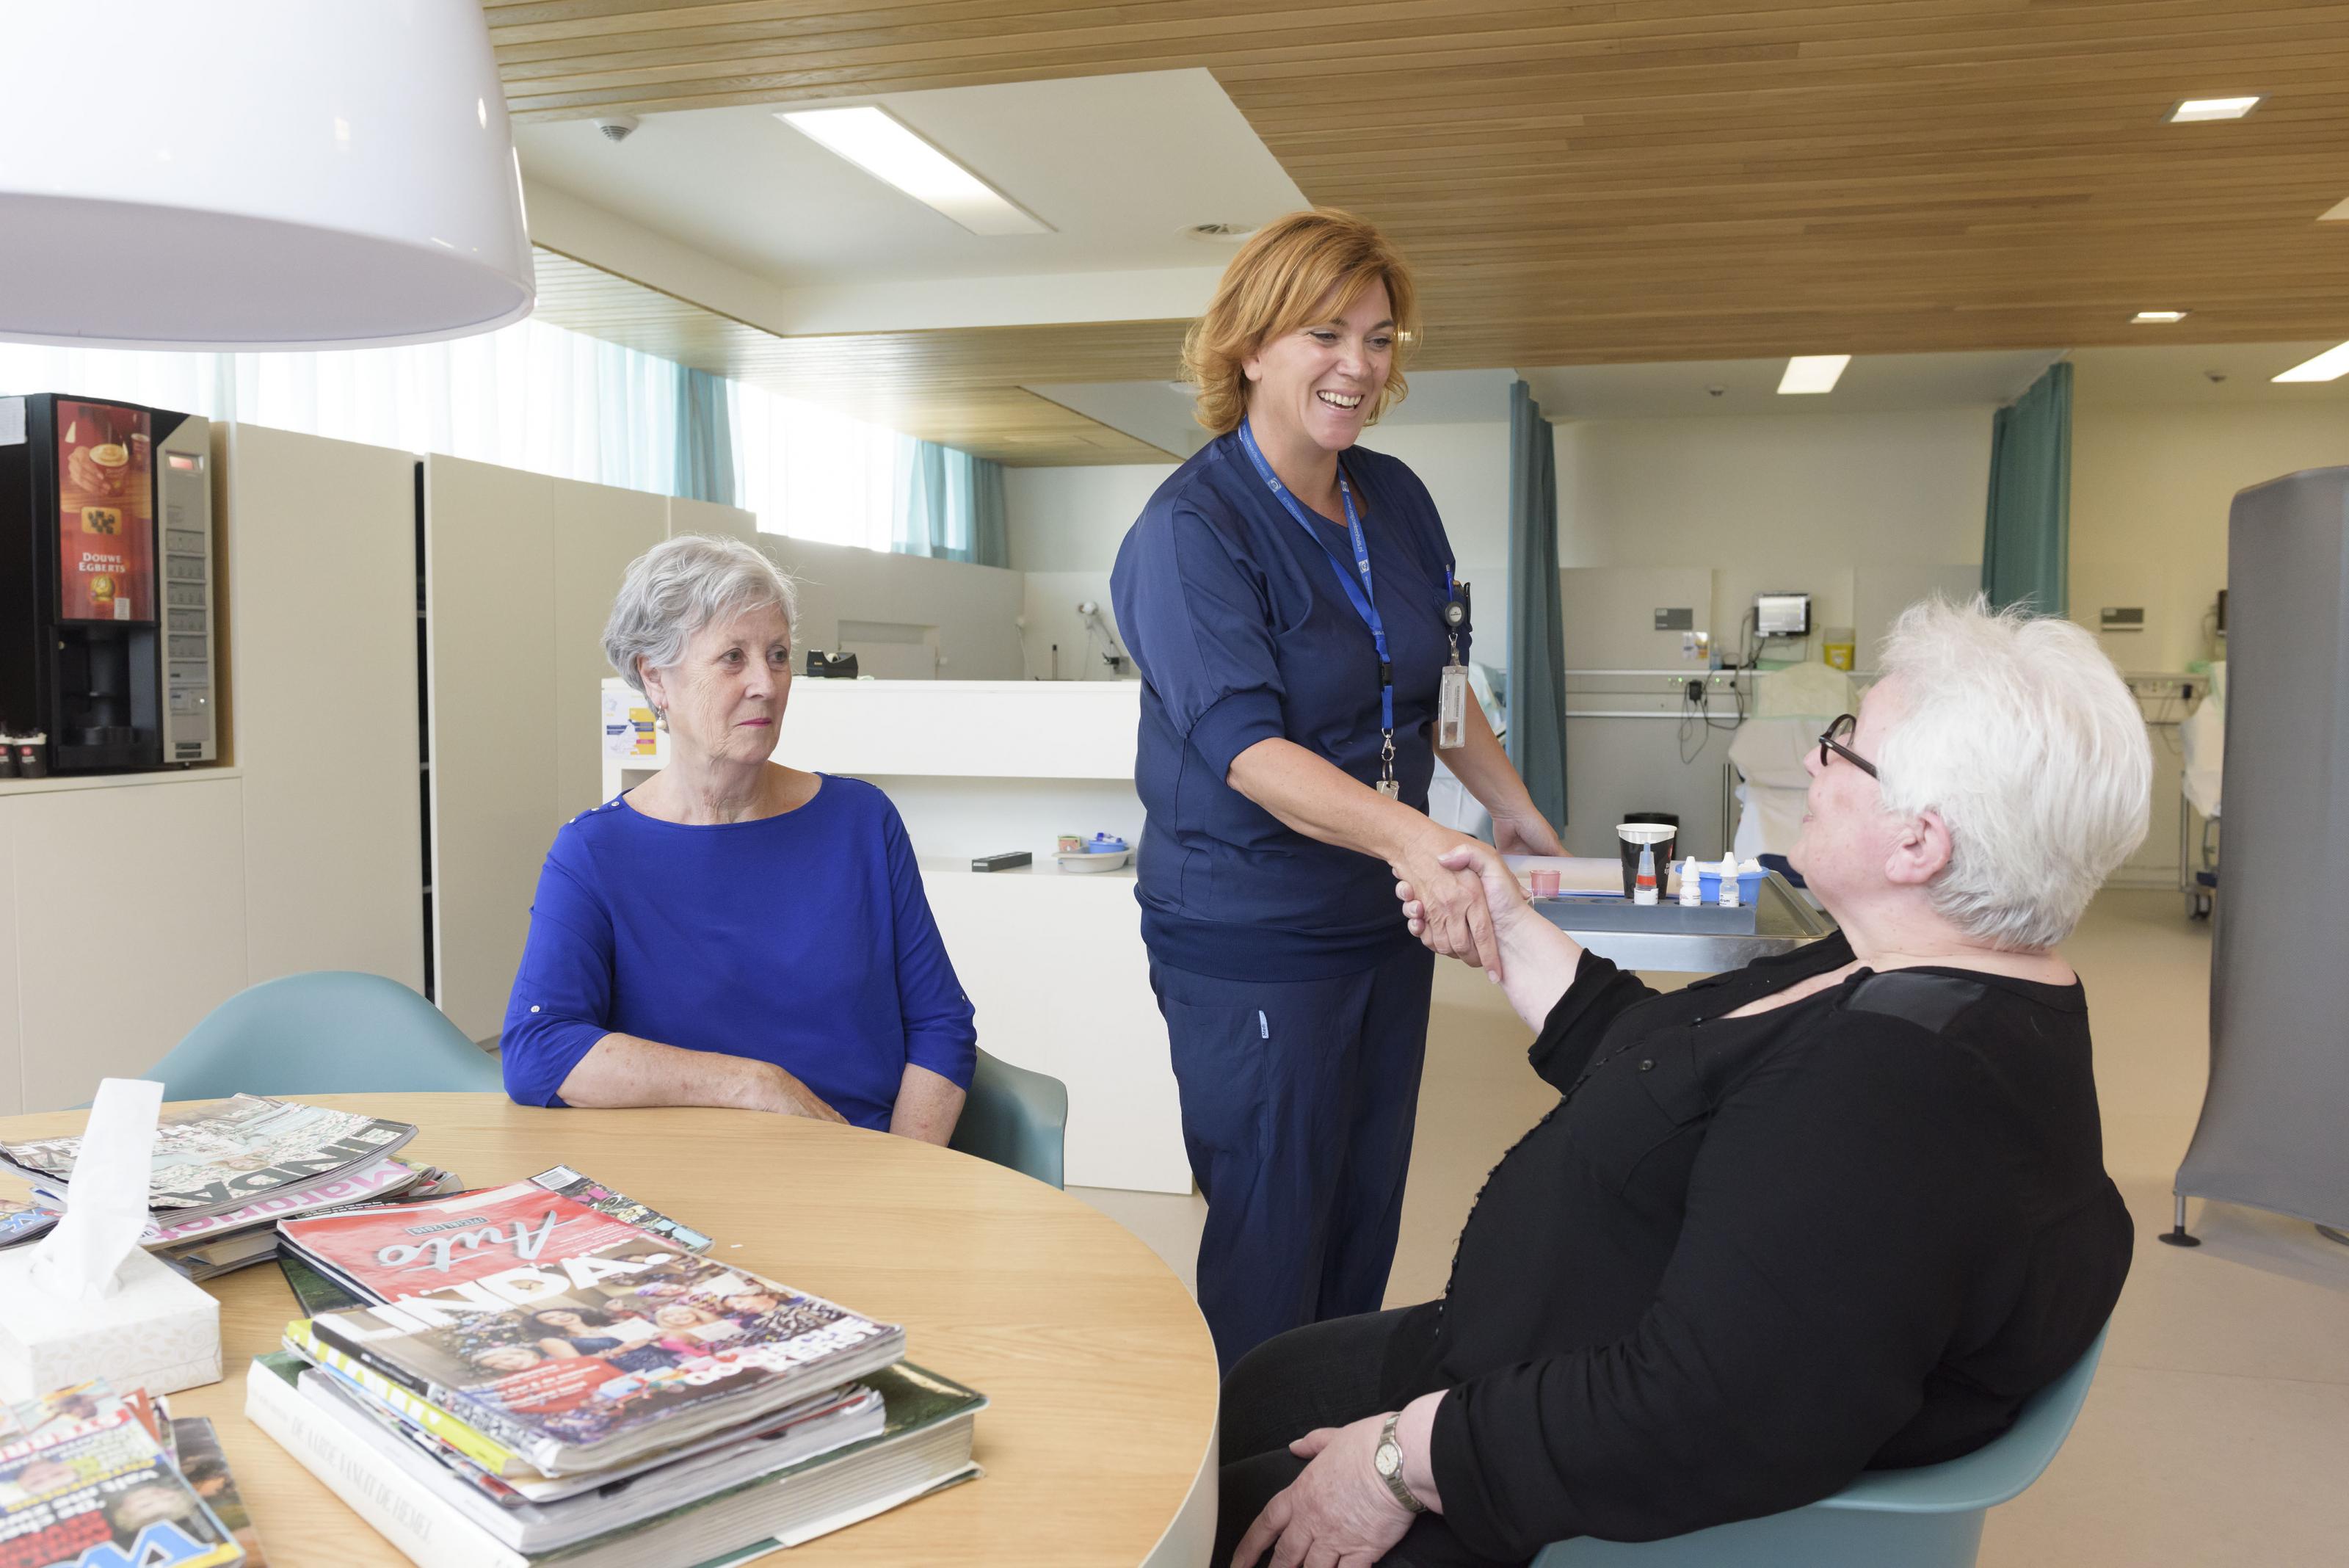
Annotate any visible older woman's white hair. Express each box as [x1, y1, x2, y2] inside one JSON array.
[[603, 534, 800, 697], [1872, 595, 2152, 951]]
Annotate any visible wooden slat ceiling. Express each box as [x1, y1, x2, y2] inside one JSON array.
[[534, 247, 1186, 463], [492, 0, 2349, 459]]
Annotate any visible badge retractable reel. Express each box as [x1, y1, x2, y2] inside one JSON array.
[[1437, 579, 1472, 751]]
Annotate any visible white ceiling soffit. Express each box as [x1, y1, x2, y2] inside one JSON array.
[[2069, 341, 2349, 405], [1522, 351, 2066, 421], [1024, 370, 1523, 459], [512, 69, 1304, 333]]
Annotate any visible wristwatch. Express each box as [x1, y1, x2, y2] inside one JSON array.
[[1375, 1411, 1427, 1514]]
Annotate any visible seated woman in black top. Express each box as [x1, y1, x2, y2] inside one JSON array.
[[1220, 597, 2150, 1568]]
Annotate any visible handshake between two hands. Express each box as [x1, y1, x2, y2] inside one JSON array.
[[1390, 816, 1562, 982]]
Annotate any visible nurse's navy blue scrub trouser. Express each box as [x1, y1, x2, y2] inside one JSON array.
[[1148, 943, 1436, 1374]]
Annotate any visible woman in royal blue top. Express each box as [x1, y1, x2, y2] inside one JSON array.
[[500, 534, 975, 1140], [1110, 210, 1562, 1373]]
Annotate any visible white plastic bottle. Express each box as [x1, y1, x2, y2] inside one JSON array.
[[1678, 857, 1704, 907], [1717, 852, 1741, 907], [1633, 843, 1659, 905]]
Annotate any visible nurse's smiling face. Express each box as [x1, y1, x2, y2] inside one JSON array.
[[1242, 280, 1394, 466]]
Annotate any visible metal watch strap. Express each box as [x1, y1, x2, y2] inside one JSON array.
[[1378, 1411, 1428, 1514]]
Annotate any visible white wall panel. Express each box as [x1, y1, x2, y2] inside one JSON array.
[[548, 478, 667, 818], [424, 457, 558, 1042], [667, 496, 758, 544], [12, 777, 248, 1109], [761, 536, 1025, 680], [221, 424, 424, 990]]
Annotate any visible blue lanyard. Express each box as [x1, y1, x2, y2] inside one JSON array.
[[1235, 421, 1395, 738]]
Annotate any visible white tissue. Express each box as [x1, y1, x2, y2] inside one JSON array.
[[26, 1078, 162, 1303]]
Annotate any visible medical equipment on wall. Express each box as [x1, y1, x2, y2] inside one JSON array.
[[1755, 592, 1812, 639], [1076, 600, 1128, 676]]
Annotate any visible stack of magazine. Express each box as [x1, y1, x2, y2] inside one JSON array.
[[0, 1376, 264, 1568], [0, 1095, 456, 1279], [248, 1169, 985, 1567]]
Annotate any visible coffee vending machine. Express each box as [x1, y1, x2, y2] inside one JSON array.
[[0, 394, 219, 772]]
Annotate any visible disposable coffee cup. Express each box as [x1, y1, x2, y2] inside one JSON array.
[[1616, 820, 1679, 897]]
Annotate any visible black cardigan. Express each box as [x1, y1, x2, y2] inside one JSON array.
[[1424, 933, 2131, 1561]]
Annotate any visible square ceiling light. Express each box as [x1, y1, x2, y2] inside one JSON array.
[[2166, 96, 2263, 123], [777, 106, 1051, 236], [2132, 311, 2190, 324], [2273, 342, 2349, 383], [1777, 355, 1851, 395]]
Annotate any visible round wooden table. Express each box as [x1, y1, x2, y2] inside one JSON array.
[[0, 1095, 1221, 1567]]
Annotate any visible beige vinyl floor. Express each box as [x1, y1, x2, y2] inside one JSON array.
[[1073, 890, 2349, 1567]]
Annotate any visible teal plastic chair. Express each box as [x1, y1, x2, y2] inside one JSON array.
[[1533, 1325, 2110, 1568], [947, 1048, 1068, 1188], [144, 971, 503, 1100]]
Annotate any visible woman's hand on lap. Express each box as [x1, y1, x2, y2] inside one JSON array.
[[1231, 1412, 1417, 1568]]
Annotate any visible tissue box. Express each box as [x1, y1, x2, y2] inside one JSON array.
[[0, 1243, 221, 1402]]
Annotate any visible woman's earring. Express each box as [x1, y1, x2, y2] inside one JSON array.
[[653, 705, 667, 733]]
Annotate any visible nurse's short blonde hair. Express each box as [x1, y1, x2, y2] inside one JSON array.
[[1873, 597, 2152, 950], [1183, 208, 1419, 437]]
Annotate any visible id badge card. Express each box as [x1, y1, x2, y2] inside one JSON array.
[[1437, 661, 1470, 749]]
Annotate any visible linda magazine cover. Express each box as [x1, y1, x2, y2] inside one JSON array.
[[280, 1181, 903, 1474]]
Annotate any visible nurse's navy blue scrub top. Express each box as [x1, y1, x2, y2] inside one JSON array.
[[1111, 429, 1468, 983]]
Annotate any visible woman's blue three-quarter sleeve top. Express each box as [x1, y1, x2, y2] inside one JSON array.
[[1111, 432, 1468, 981], [499, 774, 976, 1130]]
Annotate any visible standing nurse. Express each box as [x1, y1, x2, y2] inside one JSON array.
[[1111, 209, 1564, 1372]]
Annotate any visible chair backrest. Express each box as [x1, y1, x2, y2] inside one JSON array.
[[1530, 1324, 2110, 1567], [1823, 1322, 2109, 1514], [947, 1048, 1068, 1188], [145, 971, 503, 1100]]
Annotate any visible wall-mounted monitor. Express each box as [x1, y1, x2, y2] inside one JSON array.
[[1756, 592, 1811, 637]]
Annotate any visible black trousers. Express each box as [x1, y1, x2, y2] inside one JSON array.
[[1213, 1304, 1528, 1568]]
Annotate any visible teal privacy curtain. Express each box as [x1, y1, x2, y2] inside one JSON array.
[[1981, 360, 2072, 614], [1507, 380, 1569, 827], [893, 436, 1010, 567], [672, 367, 736, 506]]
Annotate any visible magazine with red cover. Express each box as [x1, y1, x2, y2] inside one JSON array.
[[301, 1231, 904, 1475], [275, 1180, 664, 1309]]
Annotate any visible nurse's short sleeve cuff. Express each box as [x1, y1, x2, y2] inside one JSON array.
[[1187, 687, 1288, 781]]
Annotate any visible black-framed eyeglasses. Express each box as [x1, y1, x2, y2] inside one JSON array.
[[1818, 714, 1878, 778]]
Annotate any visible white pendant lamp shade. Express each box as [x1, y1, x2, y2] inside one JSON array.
[[0, 1, 534, 350]]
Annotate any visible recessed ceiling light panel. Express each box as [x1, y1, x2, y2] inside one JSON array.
[[2132, 311, 2190, 324], [1777, 355, 1851, 395], [2167, 95, 2263, 123], [777, 106, 1051, 236], [2273, 341, 2349, 383]]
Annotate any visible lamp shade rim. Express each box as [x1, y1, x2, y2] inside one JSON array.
[[0, 193, 536, 351]]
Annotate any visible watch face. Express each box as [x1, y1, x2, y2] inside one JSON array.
[[1376, 1443, 1401, 1478]]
